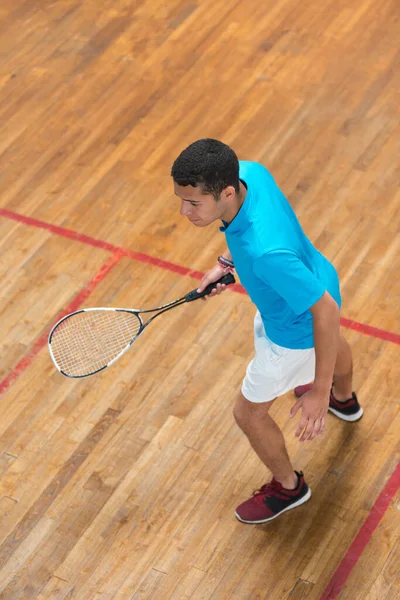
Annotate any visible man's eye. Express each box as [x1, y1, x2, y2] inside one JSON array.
[[190, 203, 199, 207]]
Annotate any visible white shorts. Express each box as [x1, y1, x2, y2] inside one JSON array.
[[241, 312, 316, 403]]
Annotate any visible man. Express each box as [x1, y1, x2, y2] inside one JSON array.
[[171, 138, 363, 524]]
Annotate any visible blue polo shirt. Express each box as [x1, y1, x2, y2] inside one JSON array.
[[221, 161, 341, 349]]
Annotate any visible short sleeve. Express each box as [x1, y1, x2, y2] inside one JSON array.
[[253, 250, 326, 315]]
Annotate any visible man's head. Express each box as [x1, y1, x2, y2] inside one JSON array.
[[171, 139, 241, 227]]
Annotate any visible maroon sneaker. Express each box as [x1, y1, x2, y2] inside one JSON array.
[[329, 391, 363, 421], [294, 383, 363, 422], [235, 471, 311, 524]]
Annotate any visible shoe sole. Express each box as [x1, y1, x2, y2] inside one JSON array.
[[328, 406, 364, 422], [235, 487, 312, 524]]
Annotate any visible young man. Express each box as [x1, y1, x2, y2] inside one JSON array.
[[171, 138, 363, 524]]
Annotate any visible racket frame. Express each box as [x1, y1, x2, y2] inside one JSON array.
[[48, 272, 235, 378], [48, 300, 186, 378]]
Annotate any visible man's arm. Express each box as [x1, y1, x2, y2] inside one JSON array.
[[221, 249, 233, 262], [310, 291, 340, 396], [291, 291, 340, 441]]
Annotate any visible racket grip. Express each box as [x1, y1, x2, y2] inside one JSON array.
[[184, 273, 236, 302]]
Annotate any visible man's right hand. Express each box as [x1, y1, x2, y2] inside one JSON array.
[[197, 264, 230, 301]]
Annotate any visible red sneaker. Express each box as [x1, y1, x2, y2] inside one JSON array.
[[235, 471, 311, 524], [294, 384, 363, 422]]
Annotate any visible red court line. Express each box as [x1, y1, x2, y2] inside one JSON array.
[[339, 317, 400, 345], [0, 252, 122, 396], [0, 207, 203, 279], [320, 461, 400, 600], [0, 207, 118, 253], [0, 207, 399, 345]]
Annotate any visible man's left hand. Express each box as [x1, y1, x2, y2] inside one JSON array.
[[290, 389, 329, 442]]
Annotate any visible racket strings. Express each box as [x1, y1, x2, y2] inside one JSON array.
[[50, 310, 141, 377]]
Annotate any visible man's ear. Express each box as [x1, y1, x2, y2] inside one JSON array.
[[222, 185, 236, 201]]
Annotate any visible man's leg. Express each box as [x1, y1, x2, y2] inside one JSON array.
[[233, 391, 311, 524], [332, 334, 353, 400], [233, 392, 297, 490]]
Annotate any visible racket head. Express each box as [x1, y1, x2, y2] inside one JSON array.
[[48, 308, 143, 378]]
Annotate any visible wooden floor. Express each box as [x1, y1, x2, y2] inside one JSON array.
[[0, 0, 399, 598]]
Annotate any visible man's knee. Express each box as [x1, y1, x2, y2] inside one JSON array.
[[233, 391, 276, 432]]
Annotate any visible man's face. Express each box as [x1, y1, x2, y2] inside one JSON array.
[[174, 182, 228, 227]]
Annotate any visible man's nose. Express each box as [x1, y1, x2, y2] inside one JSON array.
[[180, 201, 191, 216]]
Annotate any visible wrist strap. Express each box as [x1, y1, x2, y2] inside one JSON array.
[[218, 255, 235, 273]]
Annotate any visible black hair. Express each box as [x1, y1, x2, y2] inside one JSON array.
[[171, 138, 240, 198]]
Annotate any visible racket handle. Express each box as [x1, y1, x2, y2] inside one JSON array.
[[184, 273, 236, 302]]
